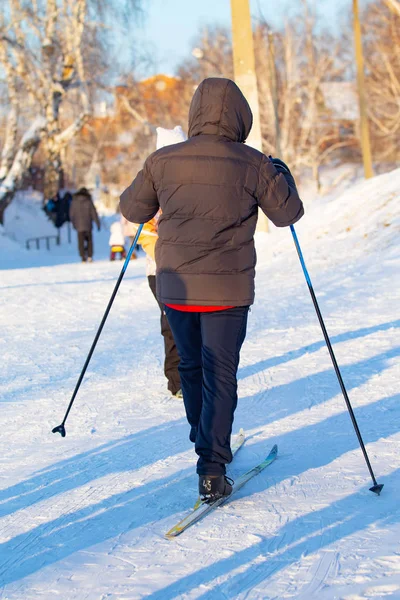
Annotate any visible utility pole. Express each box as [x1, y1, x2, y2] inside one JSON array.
[[267, 32, 282, 158], [230, 0, 268, 232], [353, 0, 374, 179]]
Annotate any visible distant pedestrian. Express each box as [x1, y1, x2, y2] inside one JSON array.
[[109, 221, 126, 261], [120, 78, 304, 501], [69, 187, 100, 263], [43, 191, 72, 228]]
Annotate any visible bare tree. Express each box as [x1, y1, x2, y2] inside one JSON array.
[[189, 27, 233, 80], [0, 0, 90, 220], [362, 1, 400, 163], [255, 3, 353, 188], [0, 36, 19, 181], [0, 0, 143, 223], [384, 0, 400, 17]]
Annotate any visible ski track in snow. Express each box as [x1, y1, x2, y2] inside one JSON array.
[[1, 173, 400, 599]]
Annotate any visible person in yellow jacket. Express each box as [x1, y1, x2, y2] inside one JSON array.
[[128, 214, 182, 398], [127, 126, 187, 398]]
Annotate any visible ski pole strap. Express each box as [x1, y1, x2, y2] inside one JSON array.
[[290, 224, 312, 288]]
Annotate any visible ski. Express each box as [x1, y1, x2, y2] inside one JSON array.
[[165, 444, 278, 539], [192, 428, 246, 511]]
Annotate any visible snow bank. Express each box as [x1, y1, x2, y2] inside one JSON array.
[[0, 223, 24, 254], [2, 190, 55, 245], [310, 167, 400, 251], [256, 166, 400, 266]]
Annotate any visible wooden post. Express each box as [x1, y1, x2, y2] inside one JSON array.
[[353, 0, 374, 179], [268, 32, 282, 158], [230, 0, 268, 232]]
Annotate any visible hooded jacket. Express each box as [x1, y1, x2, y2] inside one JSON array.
[[69, 188, 100, 233], [120, 78, 304, 306]]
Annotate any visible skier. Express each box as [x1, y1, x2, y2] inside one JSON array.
[[125, 126, 187, 399], [120, 77, 304, 502], [69, 187, 101, 263]]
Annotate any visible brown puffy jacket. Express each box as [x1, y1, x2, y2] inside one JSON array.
[[120, 77, 304, 306], [70, 188, 100, 233]]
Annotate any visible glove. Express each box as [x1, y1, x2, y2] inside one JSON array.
[[269, 156, 299, 194], [269, 156, 292, 175]]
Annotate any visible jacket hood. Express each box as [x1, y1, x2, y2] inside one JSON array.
[[74, 187, 91, 201], [188, 78, 253, 143], [156, 125, 187, 149]]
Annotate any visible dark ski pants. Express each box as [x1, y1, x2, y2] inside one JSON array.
[[78, 231, 93, 260], [164, 306, 249, 476], [148, 276, 181, 395]]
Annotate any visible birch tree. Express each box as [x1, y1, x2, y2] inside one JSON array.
[[0, 0, 142, 223], [0, 36, 19, 181]]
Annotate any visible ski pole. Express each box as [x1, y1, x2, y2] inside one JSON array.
[[290, 224, 383, 495], [52, 223, 144, 438]]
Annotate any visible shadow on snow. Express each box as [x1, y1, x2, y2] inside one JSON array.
[[148, 467, 400, 599], [0, 389, 399, 587], [239, 319, 400, 381]]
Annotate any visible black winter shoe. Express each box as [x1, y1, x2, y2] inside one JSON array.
[[199, 475, 233, 503]]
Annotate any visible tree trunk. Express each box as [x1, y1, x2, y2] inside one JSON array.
[[312, 160, 321, 193], [43, 142, 63, 200], [0, 107, 18, 182], [0, 118, 46, 224]]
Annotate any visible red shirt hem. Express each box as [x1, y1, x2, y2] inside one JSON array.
[[165, 304, 234, 313]]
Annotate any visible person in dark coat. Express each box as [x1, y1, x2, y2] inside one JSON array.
[[44, 191, 72, 232], [120, 77, 304, 501], [69, 187, 101, 262]]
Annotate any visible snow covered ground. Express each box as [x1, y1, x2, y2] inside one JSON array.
[[0, 170, 399, 599]]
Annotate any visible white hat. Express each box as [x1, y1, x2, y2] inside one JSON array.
[[156, 125, 187, 150]]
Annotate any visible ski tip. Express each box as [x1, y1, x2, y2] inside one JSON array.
[[165, 528, 178, 539], [165, 526, 182, 539], [369, 483, 384, 496], [238, 427, 245, 436]]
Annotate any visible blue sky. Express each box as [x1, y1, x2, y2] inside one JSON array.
[[133, 0, 364, 77]]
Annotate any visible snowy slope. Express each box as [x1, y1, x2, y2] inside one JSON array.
[[3, 190, 56, 244], [0, 191, 115, 271], [0, 169, 399, 599]]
